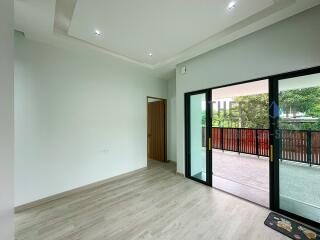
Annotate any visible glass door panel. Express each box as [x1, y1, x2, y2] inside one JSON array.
[[186, 90, 212, 185], [277, 72, 320, 224], [190, 93, 207, 181]]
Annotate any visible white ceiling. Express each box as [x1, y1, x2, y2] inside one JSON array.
[[68, 0, 274, 65], [14, 0, 320, 79], [279, 73, 320, 91], [15, 0, 56, 36], [212, 79, 268, 99]]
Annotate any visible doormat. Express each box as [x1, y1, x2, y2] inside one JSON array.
[[264, 212, 320, 240]]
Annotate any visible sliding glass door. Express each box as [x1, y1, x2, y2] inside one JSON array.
[[185, 90, 212, 185], [185, 66, 320, 228], [270, 68, 320, 227]]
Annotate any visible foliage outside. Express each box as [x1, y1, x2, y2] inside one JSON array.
[[202, 87, 320, 130]]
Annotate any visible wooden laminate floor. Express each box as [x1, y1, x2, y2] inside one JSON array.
[[15, 160, 288, 240]]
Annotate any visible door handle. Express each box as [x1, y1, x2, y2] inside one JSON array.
[[208, 138, 212, 151], [270, 144, 273, 162]]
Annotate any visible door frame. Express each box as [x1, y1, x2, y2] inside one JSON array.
[[185, 89, 212, 186], [184, 65, 320, 229], [147, 96, 167, 162], [269, 66, 320, 229]]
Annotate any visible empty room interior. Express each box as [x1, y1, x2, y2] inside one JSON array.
[[2, 0, 320, 239]]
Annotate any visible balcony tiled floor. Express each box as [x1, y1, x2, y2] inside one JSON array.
[[212, 149, 320, 223], [213, 149, 269, 191], [212, 149, 269, 207], [279, 160, 320, 223]]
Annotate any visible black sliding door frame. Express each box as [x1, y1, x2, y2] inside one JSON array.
[[185, 89, 212, 186], [185, 65, 320, 229], [269, 66, 320, 229], [268, 78, 278, 211]]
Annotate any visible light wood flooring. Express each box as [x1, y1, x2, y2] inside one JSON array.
[[15, 160, 289, 240]]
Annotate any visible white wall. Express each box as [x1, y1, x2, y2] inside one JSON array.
[[167, 78, 176, 162], [14, 34, 167, 206], [0, 0, 14, 239], [176, 6, 320, 174]]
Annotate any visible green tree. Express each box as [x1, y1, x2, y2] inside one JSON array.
[[210, 93, 269, 129], [201, 87, 320, 130], [234, 94, 269, 129], [279, 87, 320, 130]]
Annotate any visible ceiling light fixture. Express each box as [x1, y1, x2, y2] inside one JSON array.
[[94, 29, 102, 36], [148, 52, 153, 57], [227, 1, 237, 10]]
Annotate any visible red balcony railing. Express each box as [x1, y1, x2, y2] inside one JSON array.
[[202, 127, 320, 166]]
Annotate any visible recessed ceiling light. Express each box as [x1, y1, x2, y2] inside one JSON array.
[[227, 1, 237, 10], [94, 29, 102, 36], [148, 52, 153, 57]]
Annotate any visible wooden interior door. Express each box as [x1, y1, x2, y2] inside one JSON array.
[[148, 100, 165, 162]]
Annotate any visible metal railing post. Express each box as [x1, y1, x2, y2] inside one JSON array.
[[256, 129, 259, 158], [237, 128, 240, 154], [221, 128, 224, 152], [307, 129, 312, 166], [279, 129, 282, 161]]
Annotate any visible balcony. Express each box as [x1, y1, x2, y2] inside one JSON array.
[[202, 127, 320, 213]]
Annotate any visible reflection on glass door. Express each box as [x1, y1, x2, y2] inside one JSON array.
[[277, 72, 320, 225], [186, 90, 212, 185]]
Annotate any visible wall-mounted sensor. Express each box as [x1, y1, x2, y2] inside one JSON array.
[[181, 65, 187, 74]]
